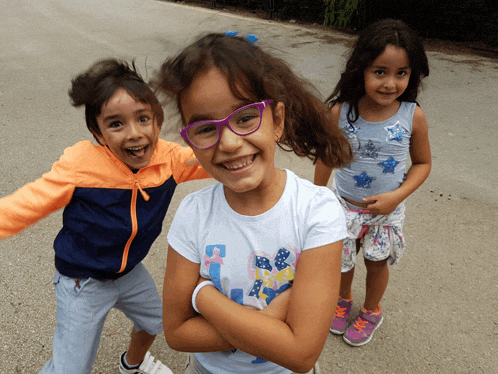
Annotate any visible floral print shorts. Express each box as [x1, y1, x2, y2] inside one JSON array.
[[335, 193, 406, 272]]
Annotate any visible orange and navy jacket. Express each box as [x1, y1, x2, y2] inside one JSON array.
[[0, 140, 209, 280]]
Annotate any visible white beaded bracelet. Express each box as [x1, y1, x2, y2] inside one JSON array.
[[192, 280, 214, 314]]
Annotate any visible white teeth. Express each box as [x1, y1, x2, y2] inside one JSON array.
[[127, 145, 146, 151], [223, 156, 254, 170]]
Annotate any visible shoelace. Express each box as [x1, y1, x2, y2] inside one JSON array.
[[352, 317, 368, 332], [335, 305, 348, 318]]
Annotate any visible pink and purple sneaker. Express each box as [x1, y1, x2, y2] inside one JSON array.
[[330, 298, 353, 335], [343, 306, 383, 346]]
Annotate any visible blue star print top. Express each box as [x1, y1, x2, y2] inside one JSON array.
[[335, 102, 416, 202]]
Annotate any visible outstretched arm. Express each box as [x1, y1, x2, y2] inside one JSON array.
[[0, 152, 75, 238], [363, 106, 431, 215], [194, 241, 343, 373]]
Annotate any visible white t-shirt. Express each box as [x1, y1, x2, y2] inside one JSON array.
[[167, 169, 347, 374]]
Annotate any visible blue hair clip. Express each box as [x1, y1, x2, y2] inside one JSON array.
[[244, 34, 259, 44], [224, 31, 259, 44]]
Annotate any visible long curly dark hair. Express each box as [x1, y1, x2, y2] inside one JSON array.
[[154, 33, 353, 168], [327, 19, 429, 124]]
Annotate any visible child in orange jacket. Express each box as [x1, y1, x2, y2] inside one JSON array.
[[0, 59, 209, 374]]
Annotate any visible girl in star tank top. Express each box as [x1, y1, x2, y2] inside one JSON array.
[[314, 19, 432, 347]]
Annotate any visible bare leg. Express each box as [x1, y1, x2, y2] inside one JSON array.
[[363, 258, 389, 313], [125, 327, 156, 366], [339, 267, 355, 300], [339, 238, 361, 300]]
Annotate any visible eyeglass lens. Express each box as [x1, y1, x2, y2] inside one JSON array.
[[187, 105, 262, 148]]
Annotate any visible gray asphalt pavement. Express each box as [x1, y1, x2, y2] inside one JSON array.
[[1, 0, 497, 373]]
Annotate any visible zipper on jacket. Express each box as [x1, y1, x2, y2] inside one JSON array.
[[117, 176, 149, 273]]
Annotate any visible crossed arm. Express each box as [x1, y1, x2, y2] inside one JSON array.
[[162, 240, 343, 373]]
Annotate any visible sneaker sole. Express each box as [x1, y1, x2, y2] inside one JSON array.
[[343, 316, 383, 347], [330, 327, 346, 335]]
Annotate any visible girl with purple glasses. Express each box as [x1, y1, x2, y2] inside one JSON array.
[[155, 32, 353, 373]]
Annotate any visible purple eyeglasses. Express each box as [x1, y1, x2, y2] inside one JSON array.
[[180, 100, 273, 150]]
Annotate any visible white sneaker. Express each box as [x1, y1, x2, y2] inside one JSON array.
[[119, 351, 174, 374]]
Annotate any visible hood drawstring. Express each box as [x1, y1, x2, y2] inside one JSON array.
[[135, 179, 150, 201]]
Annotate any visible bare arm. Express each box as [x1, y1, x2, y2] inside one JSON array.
[[162, 247, 234, 352], [195, 241, 343, 373], [314, 159, 333, 186], [363, 106, 432, 215], [313, 104, 342, 186]]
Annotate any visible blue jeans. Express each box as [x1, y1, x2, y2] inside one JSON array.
[[40, 263, 162, 374]]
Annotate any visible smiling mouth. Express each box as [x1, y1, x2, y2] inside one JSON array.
[[221, 154, 256, 170], [126, 145, 148, 158]]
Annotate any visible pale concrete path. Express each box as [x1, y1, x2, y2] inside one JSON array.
[[0, 0, 496, 373]]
